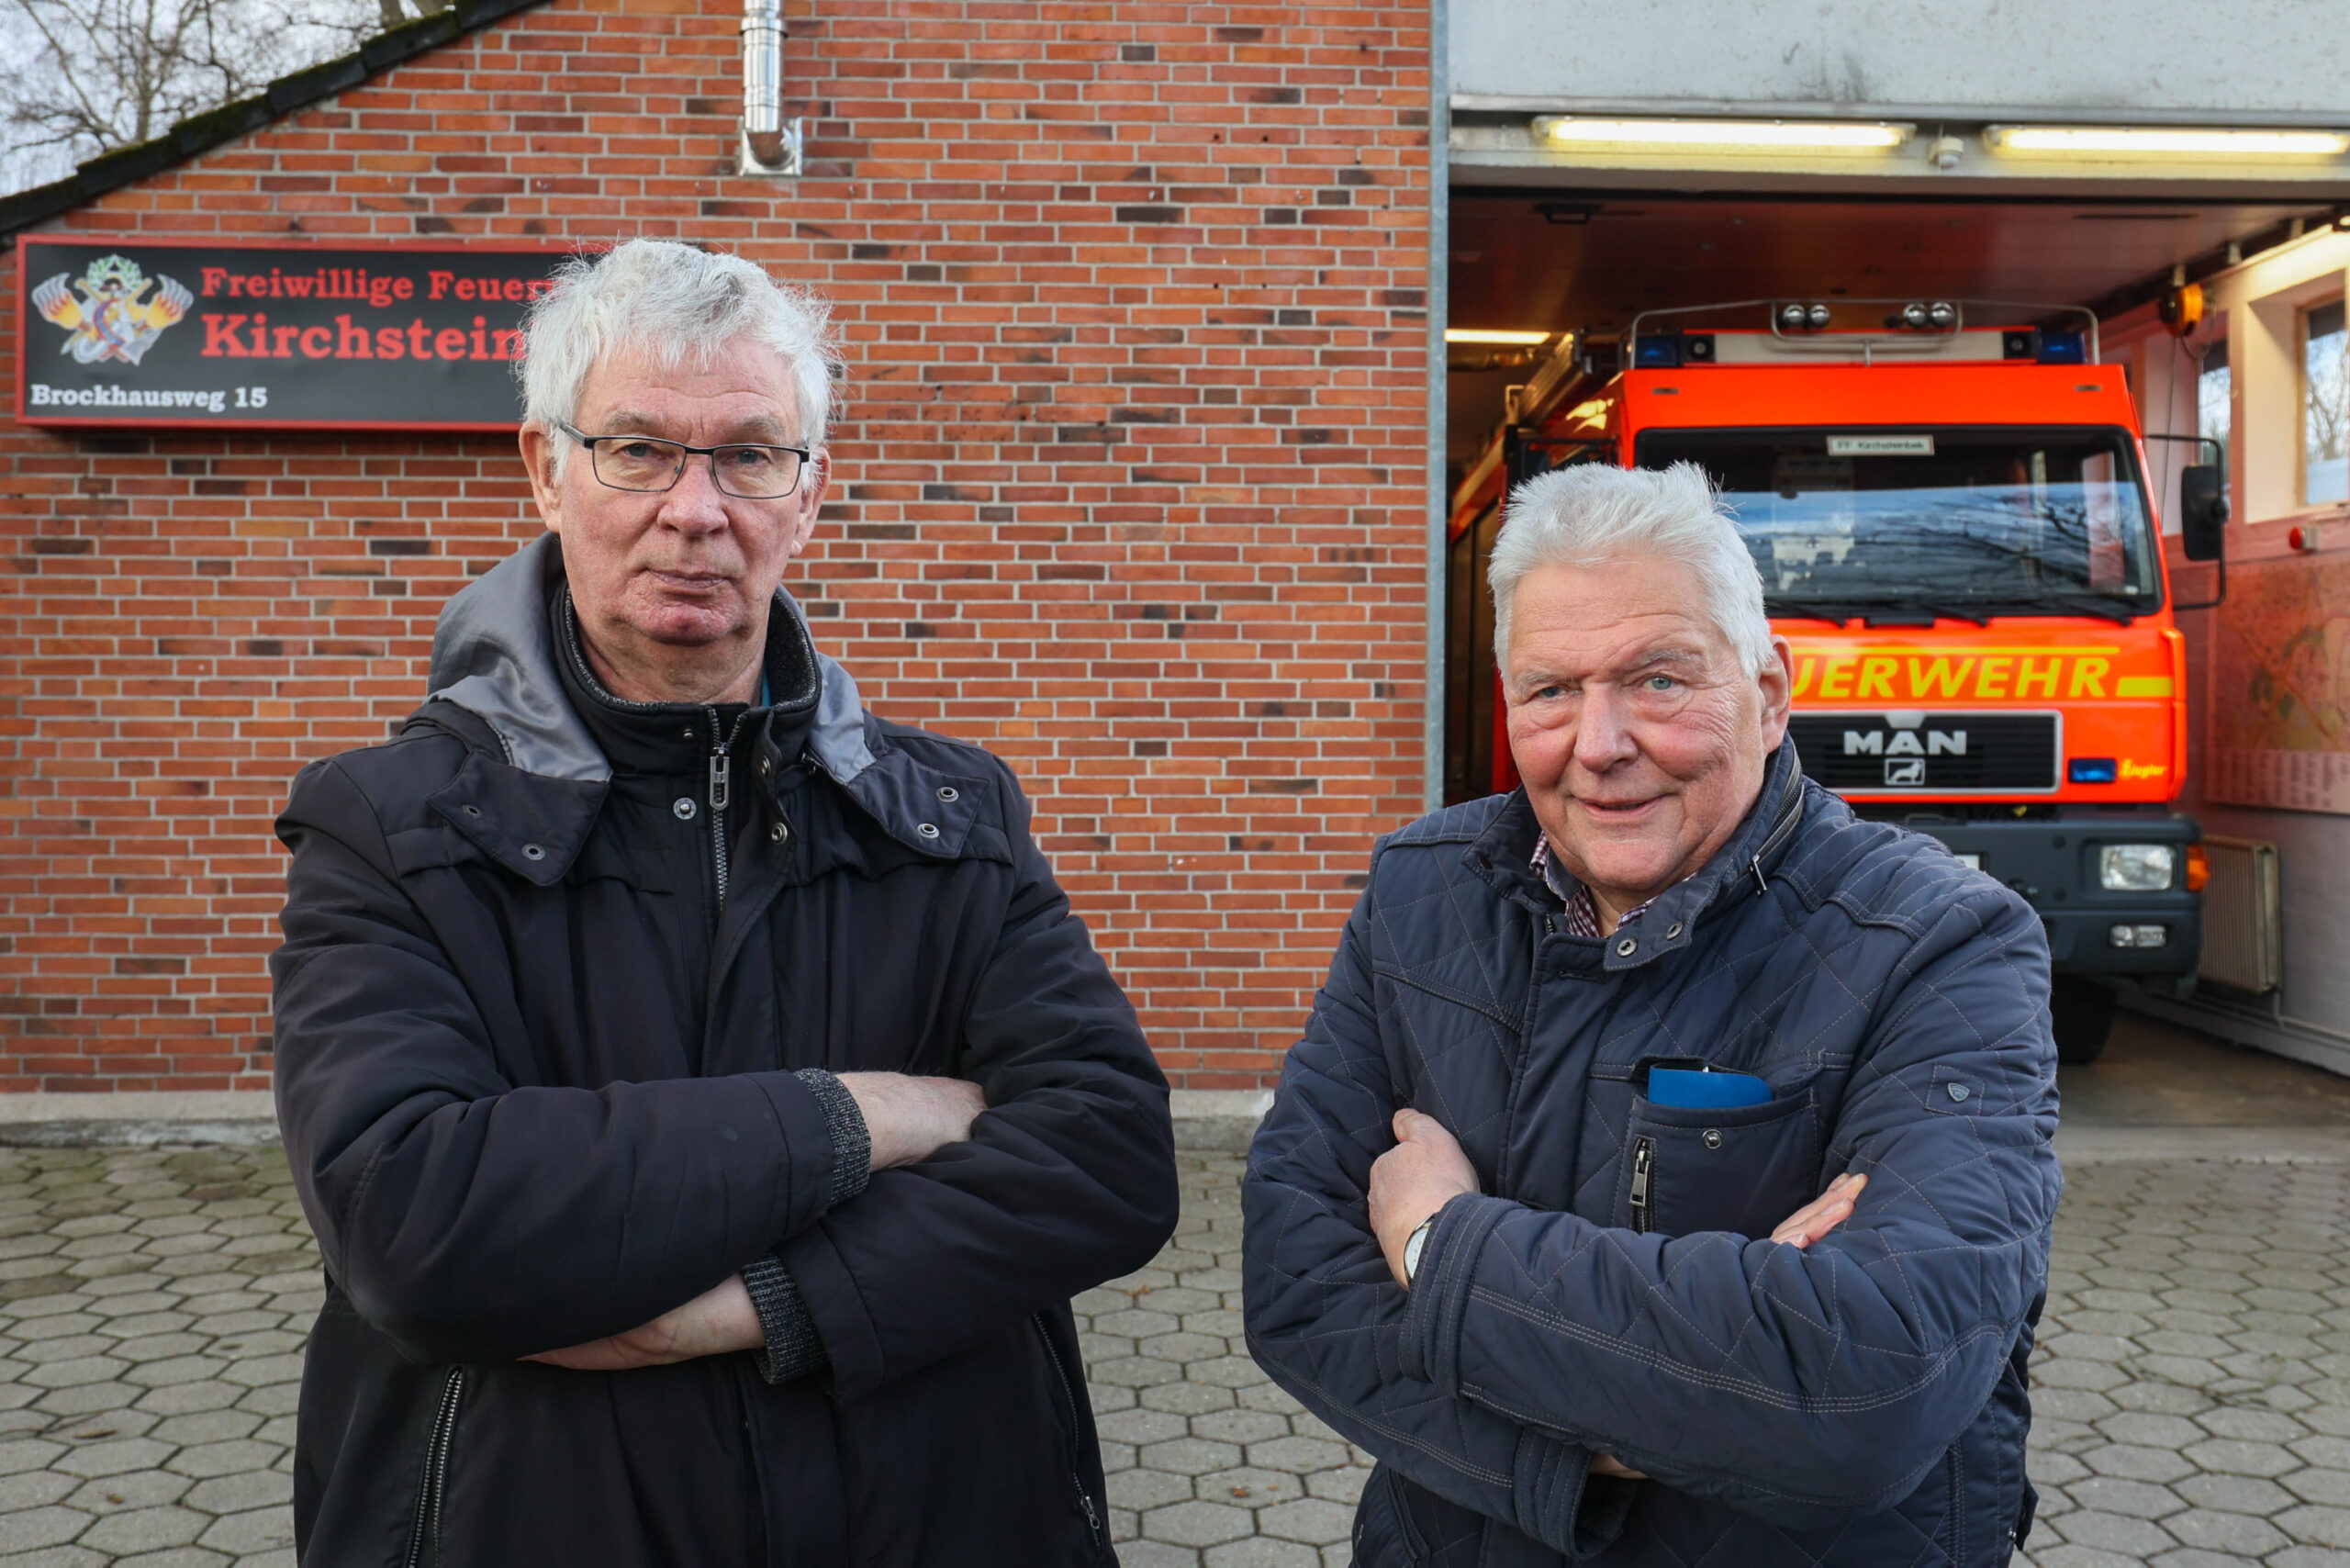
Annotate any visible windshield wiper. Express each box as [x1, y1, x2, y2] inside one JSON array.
[[1765, 601, 1864, 626], [2000, 594, 2139, 624], [1901, 601, 1991, 627], [1765, 598, 1987, 627], [1769, 594, 2138, 626]]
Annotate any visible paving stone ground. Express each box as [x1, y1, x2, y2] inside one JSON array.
[[2014, 1158, 2350, 1568], [1082, 1157, 1375, 1568], [0, 1145, 2342, 1566], [1105, 1155, 2350, 1568], [0, 1145, 310, 1568]]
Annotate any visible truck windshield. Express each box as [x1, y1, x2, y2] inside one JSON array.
[[1633, 426, 2161, 622]]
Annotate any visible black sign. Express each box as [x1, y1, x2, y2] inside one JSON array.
[[1790, 711, 2061, 793], [15, 238, 572, 431]]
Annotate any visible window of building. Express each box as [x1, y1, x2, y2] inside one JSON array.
[[2304, 298, 2347, 505], [2197, 335, 2232, 471]]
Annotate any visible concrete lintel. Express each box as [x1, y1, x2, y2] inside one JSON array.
[[1449, 95, 2350, 131], [1447, 125, 2350, 200]]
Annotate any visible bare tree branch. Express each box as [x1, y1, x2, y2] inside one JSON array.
[[1, 0, 381, 193]]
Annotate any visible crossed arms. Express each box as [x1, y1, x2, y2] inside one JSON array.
[[522, 1073, 991, 1372], [272, 755, 1177, 1397], [1240, 877, 2061, 1550]]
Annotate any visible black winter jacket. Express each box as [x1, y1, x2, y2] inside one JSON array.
[[1243, 744, 2060, 1567], [272, 534, 1177, 1567]]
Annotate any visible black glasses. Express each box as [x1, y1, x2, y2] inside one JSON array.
[[555, 421, 811, 499]]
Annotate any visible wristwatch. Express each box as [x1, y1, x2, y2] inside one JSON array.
[[1402, 1215, 1437, 1286]]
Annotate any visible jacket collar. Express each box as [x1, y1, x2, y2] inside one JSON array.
[[551, 585, 820, 779], [423, 532, 875, 789], [419, 533, 993, 885], [1469, 738, 1809, 973]]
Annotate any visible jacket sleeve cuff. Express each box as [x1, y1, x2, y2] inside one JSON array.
[[775, 1211, 887, 1399], [741, 1251, 828, 1384], [792, 1068, 870, 1211], [747, 1070, 845, 1238], [1511, 1431, 1637, 1558], [1396, 1192, 1512, 1391]]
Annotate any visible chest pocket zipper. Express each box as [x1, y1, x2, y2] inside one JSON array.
[[405, 1367, 464, 1568], [1032, 1315, 1105, 1552], [1628, 1137, 1656, 1234]]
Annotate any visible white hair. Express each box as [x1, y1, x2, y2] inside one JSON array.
[[520, 239, 840, 450], [1488, 462, 1774, 679]]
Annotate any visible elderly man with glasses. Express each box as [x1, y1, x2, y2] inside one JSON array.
[[270, 239, 1177, 1568]]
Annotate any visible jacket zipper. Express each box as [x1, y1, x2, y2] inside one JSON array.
[[1033, 1315, 1105, 1550], [1748, 784, 1806, 898], [404, 1367, 464, 1568], [1628, 1137, 1656, 1234], [705, 707, 753, 915]]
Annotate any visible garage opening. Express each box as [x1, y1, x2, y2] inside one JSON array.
[[1440, 190, 2338, 803]]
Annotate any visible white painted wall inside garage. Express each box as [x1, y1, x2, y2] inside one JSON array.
[[2117, 233, 2350, 1076]]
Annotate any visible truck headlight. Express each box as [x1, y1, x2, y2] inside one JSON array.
[[2098, 844, 2176, 890]]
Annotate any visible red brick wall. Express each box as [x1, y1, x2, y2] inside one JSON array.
[[0, 0, 1434, 1091]]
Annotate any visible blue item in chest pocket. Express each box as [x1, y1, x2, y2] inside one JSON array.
[[1646, 1068, 1772, 1110]]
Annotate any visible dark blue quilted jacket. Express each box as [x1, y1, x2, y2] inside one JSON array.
[[1243, 740, 2060, 1567]]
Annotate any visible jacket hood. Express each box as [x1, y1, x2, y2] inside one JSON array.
[[424, 533, 877, 787]]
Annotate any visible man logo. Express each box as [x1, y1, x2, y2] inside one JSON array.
[[1850, 718, 1965, 786], [1842, 728, 1967, 756]]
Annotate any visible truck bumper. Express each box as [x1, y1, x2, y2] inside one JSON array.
[[1903, 813, 2202, 981]]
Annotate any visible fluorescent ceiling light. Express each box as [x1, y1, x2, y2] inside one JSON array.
[[1987, 125, 2350, 158], [1535, 117, 1911, 153], [1446, 329, 1553, 345]]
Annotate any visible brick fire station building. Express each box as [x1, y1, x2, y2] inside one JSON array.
[[14, 0, 2350, 1098], [0, 0, 1436, 1092]]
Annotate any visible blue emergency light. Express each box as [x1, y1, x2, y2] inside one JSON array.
[[1633, 332, 1715, 368], [2067, 757, 2119, 784], [2037, 330, 2088, 364]]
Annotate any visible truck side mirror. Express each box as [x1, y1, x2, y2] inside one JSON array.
[[2179, 464, 2228, 562]]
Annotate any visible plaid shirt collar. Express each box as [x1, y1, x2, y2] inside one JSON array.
[[1530, 835, 1649, 940]]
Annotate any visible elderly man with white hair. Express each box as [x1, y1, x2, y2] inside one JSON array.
[[1243, 463, 2059, 1567], [270, 239, 1176, 1567]]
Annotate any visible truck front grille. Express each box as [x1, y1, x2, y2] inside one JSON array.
[[1791, 711, 2060, 793]]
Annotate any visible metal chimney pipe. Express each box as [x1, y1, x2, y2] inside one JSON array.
[[739, 0, 800, 174]]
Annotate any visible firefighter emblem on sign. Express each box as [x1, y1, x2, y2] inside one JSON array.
[[32, 254, 192, 365]]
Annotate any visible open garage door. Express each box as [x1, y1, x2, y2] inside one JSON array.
[[1440, 189, 2340, 802]]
